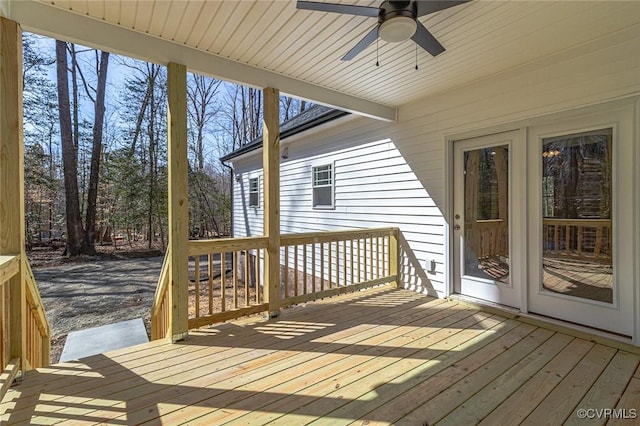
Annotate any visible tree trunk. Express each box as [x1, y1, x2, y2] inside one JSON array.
[[56, 41, 87, 256], [84, 51, 109, 252]]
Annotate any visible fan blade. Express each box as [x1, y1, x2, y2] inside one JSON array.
[[296, 1, 379, 17], [415, 0, 470, 17], [411, 21, 445, 56], [342, 26, 379, 61]]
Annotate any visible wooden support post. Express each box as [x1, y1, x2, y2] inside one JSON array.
[[263, 87, 280, 317], [390, 230, 399, 288], [167, 62, 188, 342], [0, 17, 26, 370]]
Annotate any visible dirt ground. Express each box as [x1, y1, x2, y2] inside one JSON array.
[[27, 243, 337, 364], [28, 243, 165, 364]]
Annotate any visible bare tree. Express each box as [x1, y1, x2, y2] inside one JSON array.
[[187, 74, 221, 171], [55, 40, 110, 256], [56, 40, 88, 256]]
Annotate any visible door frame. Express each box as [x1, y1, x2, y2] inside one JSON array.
[[451, 131, 526, 308], [444, 97, 639, 344], [527, 113, 634, 337]]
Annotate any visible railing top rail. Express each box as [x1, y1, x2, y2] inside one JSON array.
[[471, 219, 505, 224], [151, 249, 171, 317], [23, 259, 51, 337], [281, 227, 399, 246], [188, 236, 269, 256], [0, 254, 20, 285], [543, 218, 612, 226]]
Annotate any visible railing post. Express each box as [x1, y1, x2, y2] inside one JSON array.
[[390, 229, 399, 288], [0, 17, 26, 371], [167, 62, 189, 341], [263, 87, 280, 317]]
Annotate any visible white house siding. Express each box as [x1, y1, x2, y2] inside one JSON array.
[[232, 128, 442, 295], [229, 26, 640, 298]]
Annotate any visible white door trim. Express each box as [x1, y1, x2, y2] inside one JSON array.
[[450, 130, 525, 309], [527, 109, 633, 337]]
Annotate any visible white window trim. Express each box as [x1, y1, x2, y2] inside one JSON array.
[[311, 162, 335, 210]]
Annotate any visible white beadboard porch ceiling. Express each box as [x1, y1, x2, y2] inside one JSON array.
[[8, 0, 640, 121]]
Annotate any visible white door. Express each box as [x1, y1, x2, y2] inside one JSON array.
[[453, 131, 524, 308], [527, 114, 634, 336]]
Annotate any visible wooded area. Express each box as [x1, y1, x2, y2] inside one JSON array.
[[22, 33, 309, 257]]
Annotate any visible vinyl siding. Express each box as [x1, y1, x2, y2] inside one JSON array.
[[229, 27, 640, 297], [232, 135, 441, 295]]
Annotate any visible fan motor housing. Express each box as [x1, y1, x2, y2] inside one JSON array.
[[379, 0, 417, 23]]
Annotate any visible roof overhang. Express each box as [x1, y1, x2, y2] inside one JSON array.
[[220, 107, 350, 163], [3, 0, 396, 122]]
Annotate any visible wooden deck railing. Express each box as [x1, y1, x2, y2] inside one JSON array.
[[186, 236, 268, 329], [150, 250, 171, 340], [280, 228, 398, 307], [543, 218, 612, 263], [23, 259, 50, 370], [464, 219, 508, 259], [0, 255, 19, 394], [0, 255, 50, 400], [174, 227, 398, 330]]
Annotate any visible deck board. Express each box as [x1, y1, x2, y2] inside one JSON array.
[[2, 286, 639, 425], [478, 338, 594, 425]]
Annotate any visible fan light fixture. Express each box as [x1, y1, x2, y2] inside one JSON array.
[[378, 16, 417, 43]]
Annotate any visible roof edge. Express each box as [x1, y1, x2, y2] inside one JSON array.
[[220, 108, 349, 162]]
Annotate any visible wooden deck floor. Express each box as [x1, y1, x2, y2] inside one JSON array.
[[2, 286, 639, 425]]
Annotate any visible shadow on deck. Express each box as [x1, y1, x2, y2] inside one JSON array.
[[2, 286, 639, 425]]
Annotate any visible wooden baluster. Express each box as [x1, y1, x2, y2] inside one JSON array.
[[357, 238, 362, 283], [194, 256, 200, 318], [577, 226, 583, 257], [554, 224, 559, 254], [595, 225, 603, 257], [335, 240, 340, 287], [283, 246, 289, 299], [294, 245, 299, 297], [208, 254, 213, 315], [565, 225, 570, 255], [312, 243, 316, 293], [350, 240, 354, 285], [1, 283, 5, 368], [344, 240, 360, 285], [369, 237, 374, 281], [245, 250, 250, 307], [255, 251, 261, 304], [328, 242, 332, 289], [303, 244, 308, 295], [220, 252, 226, 312], [376, 237, 381, 279], [233, 251, 238, 309], [320, 242, 325, 291], [343, 240, 347, 287]]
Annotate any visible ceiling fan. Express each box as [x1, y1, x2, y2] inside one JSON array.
[[296, 0, 470, 61]]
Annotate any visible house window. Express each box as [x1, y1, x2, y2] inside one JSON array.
[[312, 164, 334, 208], [249, 177, 259, 207]]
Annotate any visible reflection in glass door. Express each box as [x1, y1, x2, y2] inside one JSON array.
[[541, 129, 613, 304], [454, 131, 522, 309], [463, 145, 510, 283]]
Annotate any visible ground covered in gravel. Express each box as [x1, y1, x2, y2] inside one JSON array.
[[28, 244, 164, 363]]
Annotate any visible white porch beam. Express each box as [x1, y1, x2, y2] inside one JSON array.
[[5, 0, 396, 123]]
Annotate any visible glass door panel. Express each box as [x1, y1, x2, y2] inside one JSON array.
[[541, 129, 613, 304], [453, 131, 522, 309], [463, 145, 510, 283]]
